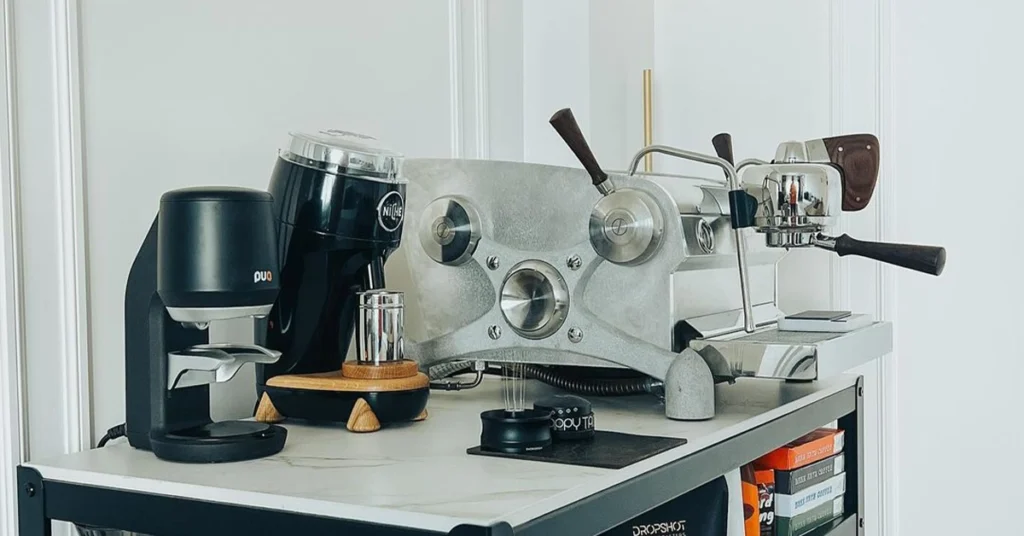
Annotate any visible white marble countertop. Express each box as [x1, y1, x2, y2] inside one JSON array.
[[27, 375, 857, 533]]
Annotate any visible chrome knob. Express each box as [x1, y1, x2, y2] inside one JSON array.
[[418, 196, 481, 266], [588, 190, 664, 265]]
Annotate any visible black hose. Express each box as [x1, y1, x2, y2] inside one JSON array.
[[522, 364, 651, 396], [428, 360, 474, 380]]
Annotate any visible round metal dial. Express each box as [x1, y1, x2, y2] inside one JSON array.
[[418, 196, 481, 265], [499, 260, 569, 340], [588, 189, 665, 265]]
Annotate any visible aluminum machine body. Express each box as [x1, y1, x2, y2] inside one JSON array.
[[398, 110, 944, 420]]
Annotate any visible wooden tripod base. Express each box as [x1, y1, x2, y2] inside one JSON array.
[[255, 360, 430, 433]]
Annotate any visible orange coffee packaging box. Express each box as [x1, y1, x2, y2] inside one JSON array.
[[756, 428, 845, 471], [741, 464, 761, 536], [756, 468, 775, 535]]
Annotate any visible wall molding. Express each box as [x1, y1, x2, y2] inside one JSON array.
[[470, 0, 489, 159], [448, 0, 490, 160], [877, 1, 899, 534], [828, 0, 850, 312], [51, 0, 91, 455], [5, 0, 92, 471], [0, 0, 25, 529], [831, 0, 896, 534], [447, 0, 463, 158]]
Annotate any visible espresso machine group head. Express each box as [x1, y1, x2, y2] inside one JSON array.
[[124, 187, 287, 463], [254, 130, 429, 433], [732, 134, 946, 276]]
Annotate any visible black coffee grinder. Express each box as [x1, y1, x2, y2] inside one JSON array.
[[124, 187, 288, 463], [254, 130, 429, 433]]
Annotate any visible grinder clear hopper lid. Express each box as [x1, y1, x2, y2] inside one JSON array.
[[281, 129, 405, 182]]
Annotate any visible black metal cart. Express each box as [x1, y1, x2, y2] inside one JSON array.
[[17, 376, 864, 536]]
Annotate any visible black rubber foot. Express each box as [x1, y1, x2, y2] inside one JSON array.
[[150, 421, 287, 463]]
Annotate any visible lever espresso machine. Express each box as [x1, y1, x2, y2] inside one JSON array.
[[254, 130, 430, 433]]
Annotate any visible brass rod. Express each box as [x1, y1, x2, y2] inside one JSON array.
[[642, 68, 653, 173]]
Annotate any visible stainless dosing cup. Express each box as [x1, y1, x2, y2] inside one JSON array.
[[356, 290, 404, 365]]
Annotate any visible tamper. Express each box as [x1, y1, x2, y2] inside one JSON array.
[[534, 394, 595, 441]]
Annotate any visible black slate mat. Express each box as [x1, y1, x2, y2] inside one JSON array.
[[466, 431, 687, 469]]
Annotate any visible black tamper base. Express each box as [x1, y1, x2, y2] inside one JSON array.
[[480, 408, 552, 453], [534, 394, 595, 441], [149, 421, 287, 463]]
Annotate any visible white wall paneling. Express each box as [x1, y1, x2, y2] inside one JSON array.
[[0, 0, 26, 533], [522, 0, 591, 167], [485, 0, 523, 162], [7, 0, 92, 465], [829, 2, 892, 536], [652, 0, 833, 317], [451, 0, 491, 160], [890, 2, 1024, 534], [0, 2, 923, 534], [77, 0, 472, 440]]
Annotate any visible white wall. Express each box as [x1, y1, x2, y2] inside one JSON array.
[[652, 0, 833, 316], [72, 0, 848, 443], [890, 3, 1024, 534], [14, 2, 1009, 535], [79, 0, 457, 439]]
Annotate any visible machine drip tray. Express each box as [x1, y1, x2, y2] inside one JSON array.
[[467, 431, 686, 470], [691, 321, 894, 381]]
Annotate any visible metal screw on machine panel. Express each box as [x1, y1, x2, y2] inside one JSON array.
[[487, 325, 502, 340], [568, 328, 583, 343], [486, 256, 500, 270], [24, 483, 35, 497], [566, 254, 582, 271]]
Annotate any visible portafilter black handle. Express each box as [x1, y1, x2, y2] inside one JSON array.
[[549, 108, 613, 195], [814, 233, 946, 276]]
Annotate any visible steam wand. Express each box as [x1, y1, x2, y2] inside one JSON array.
[[626, 145, 757, 333]]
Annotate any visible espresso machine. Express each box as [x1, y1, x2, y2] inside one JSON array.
[[124, 187, 288, 463], [398, 108, 945, 421], [254, 130, 429, 433]]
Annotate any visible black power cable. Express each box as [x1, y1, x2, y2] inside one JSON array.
[[96, 423, 126, 448]]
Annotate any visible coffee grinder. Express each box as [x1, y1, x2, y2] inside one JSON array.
[[254, 130, 429, 433], [124, 187, 288, 463]]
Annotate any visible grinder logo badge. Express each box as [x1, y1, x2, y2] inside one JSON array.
[[377, 191, 405, 232], [253, 270, 273, 283]]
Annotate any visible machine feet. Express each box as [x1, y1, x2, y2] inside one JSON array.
[[255, 393, 284, 423], [413, 408, 429, 422], [347, 398, 382, 433], [664, 349, 716, 421]]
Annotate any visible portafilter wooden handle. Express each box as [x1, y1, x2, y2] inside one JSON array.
[[815, 233, 946, 276]]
